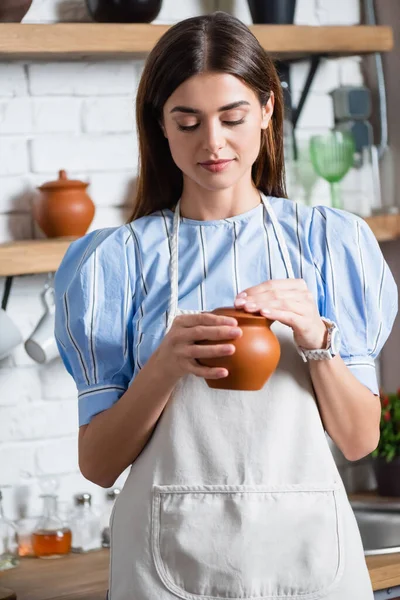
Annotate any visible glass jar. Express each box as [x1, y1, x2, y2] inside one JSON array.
[[0, 490, 19, 571], [101, 488, 120, 548], [32, 495, 72, 559], [70, 493, 102, 553]]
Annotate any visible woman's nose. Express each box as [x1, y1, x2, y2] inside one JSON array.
[[202, 122, 225, 154]]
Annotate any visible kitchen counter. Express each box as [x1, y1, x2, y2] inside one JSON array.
[[348, 490, 400, 590], [0, 550, 109, 600], [1, 548, 400, 598]]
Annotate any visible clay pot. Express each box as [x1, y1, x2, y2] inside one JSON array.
[[197, 307, 281, 391], [85, 0, 162, 23], [0, 0, 32, 22], [33, 170, 95, 238]]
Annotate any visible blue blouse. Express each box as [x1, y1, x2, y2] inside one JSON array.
[[54, 197, 398, 426]]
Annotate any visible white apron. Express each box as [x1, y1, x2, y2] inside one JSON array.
[[108, 195, 374, 600]]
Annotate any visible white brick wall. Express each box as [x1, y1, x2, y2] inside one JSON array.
[[0, 0, 363, 520], [30, 134, 138, 172], [28, 62, 138, 96]]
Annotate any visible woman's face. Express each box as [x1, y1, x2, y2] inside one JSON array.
[[161, 72, 274, 192]]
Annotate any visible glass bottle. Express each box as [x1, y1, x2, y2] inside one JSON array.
[[101, 488, 120, 548], [70, 493, 102, 553], [16, 516, 37, 557], [32, 495, 72, 559], [0, 490, 19, 571]]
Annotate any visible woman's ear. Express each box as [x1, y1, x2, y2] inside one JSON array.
[[261, 92, 275, 130]]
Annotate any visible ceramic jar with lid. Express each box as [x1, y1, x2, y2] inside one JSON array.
[[33, 170, 95, 238], [197, 307, 281, 391]]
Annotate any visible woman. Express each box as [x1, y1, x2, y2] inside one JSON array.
[[55, 11, 397, 600]]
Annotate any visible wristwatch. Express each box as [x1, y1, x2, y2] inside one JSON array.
[[296, 318, 341, 362]]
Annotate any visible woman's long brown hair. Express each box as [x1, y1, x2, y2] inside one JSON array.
[[129, 11, 286, 221]]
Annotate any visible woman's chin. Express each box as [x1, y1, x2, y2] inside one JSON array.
[[189, 168, 247, 192]]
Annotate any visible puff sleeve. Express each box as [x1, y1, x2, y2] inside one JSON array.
[[54, 226, 135, 426], [309, 206, 398, 395]]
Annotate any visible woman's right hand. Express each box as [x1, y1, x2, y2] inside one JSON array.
[[155, 312, 242, 381]]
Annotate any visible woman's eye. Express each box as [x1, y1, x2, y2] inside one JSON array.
[[177, 123, 200, 131], [177, 118, 245, 132], [223, 118, 245, 126]]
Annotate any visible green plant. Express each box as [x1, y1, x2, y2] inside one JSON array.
[[372, 389, 400, 462]]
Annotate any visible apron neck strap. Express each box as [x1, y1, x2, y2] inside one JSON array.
[[167, 194, 295, 332], [260, 194, 295, 279], [167, 200, 181, 332]]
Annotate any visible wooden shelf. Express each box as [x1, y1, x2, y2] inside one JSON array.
[[0, 24, 393, 60], [0, 237, 76, 277], [365, 213, 400, 243], [0, 214, 399, 277]]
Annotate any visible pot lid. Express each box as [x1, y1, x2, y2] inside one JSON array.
[[38, 169, 89, 190], [212, 306, 272, 324]]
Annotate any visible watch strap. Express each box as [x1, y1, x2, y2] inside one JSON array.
[[296, 318, 337, 362]]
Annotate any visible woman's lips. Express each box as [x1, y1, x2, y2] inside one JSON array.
[[199, 159, 234, 173]]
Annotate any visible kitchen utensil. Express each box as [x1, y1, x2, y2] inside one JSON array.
[[330, 86, 372, 121], [197, 307, 281, 391], [33, 170, 95, 238], [24, 278, 59, 364], [309, 130, 355, 209]]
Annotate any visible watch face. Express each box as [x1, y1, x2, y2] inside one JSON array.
[[330, 328, 341, 355]]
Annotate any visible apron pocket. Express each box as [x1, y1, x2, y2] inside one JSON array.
[[151, 483, 344, 600]]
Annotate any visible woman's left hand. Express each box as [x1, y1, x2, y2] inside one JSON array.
[[234, 279, 327, 350]]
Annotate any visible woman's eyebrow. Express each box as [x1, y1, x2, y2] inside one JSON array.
[[170, 100, 250, 114]]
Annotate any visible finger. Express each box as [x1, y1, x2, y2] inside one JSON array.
[[236, 289, 307, 306], [174, 312, 238, 328], [189, 360, 229, 380], [247, 297, 314, 316], [187, 342, 236, 360], [250, 302, 311, 318], [239, 279, 308, 296], [180, 325, 242, 343], [259, 308, 305, 329]]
